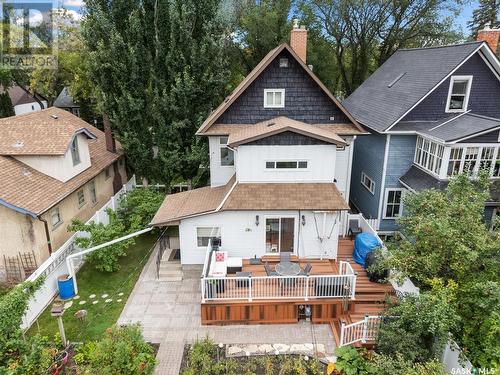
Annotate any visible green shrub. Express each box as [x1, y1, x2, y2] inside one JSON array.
[[76, 324, 156, 374], [118, 187, 165, 231], [334, 346, 374, 375]]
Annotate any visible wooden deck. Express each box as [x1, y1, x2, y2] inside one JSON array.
[[201, 238, 395, 329]]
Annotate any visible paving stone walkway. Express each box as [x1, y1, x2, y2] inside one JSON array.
[[119, 249, 336, 375]]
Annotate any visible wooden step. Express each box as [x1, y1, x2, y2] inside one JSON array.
[[329, 319, 341, 346]]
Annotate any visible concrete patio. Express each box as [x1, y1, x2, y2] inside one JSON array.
[[118, 248, 337, 375]]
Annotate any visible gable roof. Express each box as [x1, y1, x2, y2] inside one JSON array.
[[0, 110, 123, 216], [0, 85, 47, 106], [197, 43, 363, 134], [0, 107, 96, 156], [54, 87, 78, 108], [343, 41, 500, 132], [391, 112, 500, 143], [227, 116, 346, 147]]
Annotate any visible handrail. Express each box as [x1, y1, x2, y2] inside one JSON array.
[[340, 315, 382, 346]]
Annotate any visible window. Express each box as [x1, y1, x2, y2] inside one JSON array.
[[447, 148, 463, 176], [446, 76, 472, 112], [463, 147, 479, 175], [361, 172, 375, 195], [77, 189, 85, 207], [105, 167, 111, 179], [50, 207, 62, 228], [414, 136, 444, 175], [197, 227, 221, 247], [480, 147, 495, 173], [384, 189, 404, 219], [219, 137, 234, 166], [266, 161, 308, 169], [279, 58, 289, 68], [445, 146, 500, 178], [70, 137, 80, 166], [89, 180, 97, 204], [264, 89, 285, 108], [265, 217, 295, 253], [72, 108, 80, 117]]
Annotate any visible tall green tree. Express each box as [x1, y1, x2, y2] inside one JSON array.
[[468, 0, 500, 38], [82, 0, 228, 184]]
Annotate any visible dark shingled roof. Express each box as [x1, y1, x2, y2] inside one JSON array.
[[400, 165, 499, 203], [392, 113, 500, 142], [343, 42, 484, 132], [54, 87, 78, 108]]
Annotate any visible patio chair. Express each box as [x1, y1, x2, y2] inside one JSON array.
[[280, 252, 291, 264], [299, 263, 312, 276], [264, 262, 278, 276], [348, 219, 362, 240]]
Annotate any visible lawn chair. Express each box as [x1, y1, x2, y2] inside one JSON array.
[[348, 219, 362, 240], [299, 263, 312, 276]]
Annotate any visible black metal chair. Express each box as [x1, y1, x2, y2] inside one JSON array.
[[299, 263, 312, 276], [264, 262, 278, 276], [348, 219, 362, 240]]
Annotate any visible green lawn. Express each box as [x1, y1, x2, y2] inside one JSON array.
[[27, 233, 157, 342]]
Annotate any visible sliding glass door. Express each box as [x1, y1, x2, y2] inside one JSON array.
[[265, 217, 295, 253]]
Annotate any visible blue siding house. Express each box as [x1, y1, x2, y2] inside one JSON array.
[[343, 37, 500, 233]]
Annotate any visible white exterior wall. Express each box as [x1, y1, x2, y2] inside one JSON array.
[[179, 210, 340, 264], [333, 137, 354, 199], [236, 145, 337, 183], [14, 100, 48, 116], [209, 136, 236, 187], [14, 134, 91, 182]]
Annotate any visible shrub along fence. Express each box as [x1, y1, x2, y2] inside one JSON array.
[[20, 176, 137, 330]]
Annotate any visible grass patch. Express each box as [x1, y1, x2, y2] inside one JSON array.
[[27, 233, 157, 342]]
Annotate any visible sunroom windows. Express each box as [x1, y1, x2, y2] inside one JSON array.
[[415, 137, 444, 174]]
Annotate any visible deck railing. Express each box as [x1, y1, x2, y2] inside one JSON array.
[[201, 273, 356, 302], [340, 315, 382, 346]]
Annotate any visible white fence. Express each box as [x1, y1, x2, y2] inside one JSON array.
[[21, 175, 137, 330], [340, 315, 382, 346], [339, 212, 380, 237]]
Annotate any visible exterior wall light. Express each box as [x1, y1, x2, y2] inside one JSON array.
[[255, 215, 259, 226], [301, 215, 306, 226]]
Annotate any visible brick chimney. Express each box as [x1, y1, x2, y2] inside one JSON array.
[[290, 18, 308, 63], [103, 113, 116, 153], [477, 22, 500, 54]]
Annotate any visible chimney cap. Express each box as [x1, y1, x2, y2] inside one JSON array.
[[293, 18, 299, 29]]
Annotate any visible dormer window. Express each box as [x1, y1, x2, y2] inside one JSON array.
[[264, 89, 285, 108], [70, 137, 80, 166], [219, 137, 234, 166], [446, 76, 472, 112]]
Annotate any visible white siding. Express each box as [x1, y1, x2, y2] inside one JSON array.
[[333, 138, 354, 199], [236, 145, 337, 183], [14, 134, 91, 182], [179, 210, 340, 264], [14, 100, 48, 116], [209, 136, 235, 187]]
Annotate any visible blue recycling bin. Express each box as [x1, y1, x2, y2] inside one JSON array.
[[57, 274, 75, 300]]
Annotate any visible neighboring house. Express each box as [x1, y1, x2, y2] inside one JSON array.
[[343, 27, 500, 235], [0, 108, 127, 282], [151, 24, 393, 337], [0, 85, 48, 116], [54, 87, 80, 117]]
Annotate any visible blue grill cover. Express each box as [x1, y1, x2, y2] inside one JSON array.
[[352, 233, 382, 267]]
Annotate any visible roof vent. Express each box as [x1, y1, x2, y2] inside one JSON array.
[[21, 168, 31, 177], [12, 140, 24, 148], [267, 122, 276, 127], [51, 114, 58, 119], [387, 72, 406, 88]]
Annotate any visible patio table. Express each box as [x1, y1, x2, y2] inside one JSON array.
[[275, 262, 301, 276]]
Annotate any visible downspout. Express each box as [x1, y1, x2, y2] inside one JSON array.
[[37, 216, 52, 255]]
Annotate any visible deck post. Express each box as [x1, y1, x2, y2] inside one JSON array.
[[201, 277, 205, 303], [351, 273, 357, 299], [304, 276, 309, 301], [340, 320, 345, 346], [362, 315, 369, 343], [248, 276, 252, 302]]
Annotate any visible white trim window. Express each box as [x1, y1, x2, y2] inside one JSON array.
[[89, 180, 97, 204], [361, 172, 375, 195], [197, 227, 221, 247], [414, 136, 444, 175], [50, 207, 62, 229], [70, 137, 80, 166], [266, 160, 308, 169], [264, 89, 285, 108], [265, 217, 295, 253], [383, 189, 404, 219], [445, 75, 472, 113], [446, 146, 499, 178], [219, 136, 234, 166], [77, 189, 85, 207]]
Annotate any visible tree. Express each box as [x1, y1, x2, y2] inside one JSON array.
[[117, 187, 166, 231], [468, 0, 500, 38], [82, 0, 228, 184], [299, 0, 463, 95]]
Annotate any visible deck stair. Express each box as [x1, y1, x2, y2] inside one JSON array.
[[158, 248, 183, 281]]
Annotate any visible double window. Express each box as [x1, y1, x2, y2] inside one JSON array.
[[265, 217, 295, 253], [384, 189, 404, 219], [264, 89, 285, 108], [219, 137, 234, 166], [447, 145, 500, 178], [414, 136, 444, 175], [197, 227, 221, 247], [70, 137, 80, 166], [361, 172, 375, 195], [266, 160, 308, 169], [446, 76, 472, 112]]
